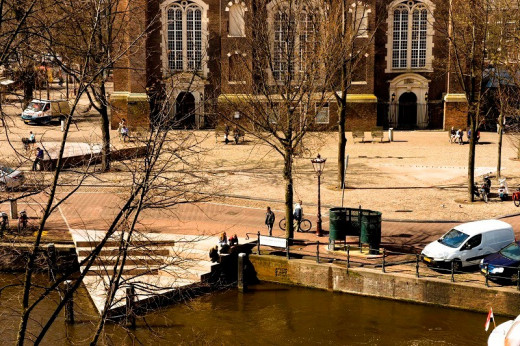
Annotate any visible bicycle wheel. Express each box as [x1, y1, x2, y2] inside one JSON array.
[[279, 218, 286, 231], [299, 219, 312, 232], [514, 197, 520, 207]]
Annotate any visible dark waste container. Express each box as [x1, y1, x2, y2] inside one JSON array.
[[329, 208, 347, 241], [346, 208, 362, 236], [360, 211, 382, 254]]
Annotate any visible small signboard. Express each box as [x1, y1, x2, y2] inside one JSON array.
[[259, 235, 288, 249]]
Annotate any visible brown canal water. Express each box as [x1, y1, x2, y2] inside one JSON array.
[[0, 273, 489, 345]]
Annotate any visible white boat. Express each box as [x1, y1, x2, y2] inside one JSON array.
[[488, 314, 520, 346]]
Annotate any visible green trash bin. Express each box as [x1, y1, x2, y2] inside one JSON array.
[[346, 208, 362, 236], [360, 211, 382, 254], [329, 208, 347, 241]]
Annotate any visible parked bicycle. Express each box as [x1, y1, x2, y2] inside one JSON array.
[[0, 212, 8, 237], [279, 217, 312, 233], [513, 188, 520, 207]]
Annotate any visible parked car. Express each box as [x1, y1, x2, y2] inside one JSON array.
[[421, 220, 515, 271], [21, 99, 70, 125], [0, 166, 25, 190], [480, 241, 520, 283]]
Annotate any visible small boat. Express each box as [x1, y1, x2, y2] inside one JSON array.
[[488, 314, 520, 345]]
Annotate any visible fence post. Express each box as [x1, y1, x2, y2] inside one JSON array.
[[485, 264, 489, 287], [316, 241, 320, 263], [64, 280, 74, 324], [257, 231, 261, 255], [347, 245, 350, 271], [415, 254, 420, 278], [47, 243, 57, 282], [358, 205, 362, 253], [382, 249, 386, 273], [238, 253, 246, 292], [517, 267, 520, 291], [9, 199, 17, 219], [125, 284, 136, 329], [451, 261, 455, 282], [286, 239, 290, 260]]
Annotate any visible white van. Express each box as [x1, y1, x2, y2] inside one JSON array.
[[421, 220, 515, 270], [21, 99, 70, 125]]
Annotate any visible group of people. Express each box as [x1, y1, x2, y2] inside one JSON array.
[[209, 231, 239, 262], [117, 118, 130, 142], [449, 127, 480, 145], [223, 125, 241, 145]]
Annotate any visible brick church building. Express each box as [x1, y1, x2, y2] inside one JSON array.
[[111, 0, 469, 131]]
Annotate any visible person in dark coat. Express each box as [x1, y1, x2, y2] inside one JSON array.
[[33, 147, 44, 171], [265, 206, 275, 236], [209, 246, 219, 263]]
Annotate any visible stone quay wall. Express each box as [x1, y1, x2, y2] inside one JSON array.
[[249, 255, 520, 317]]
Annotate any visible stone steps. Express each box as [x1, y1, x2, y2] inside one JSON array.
[[69, 229, 222, 315]]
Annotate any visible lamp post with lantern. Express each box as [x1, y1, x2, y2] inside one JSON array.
[[311, 154, 326, 236]]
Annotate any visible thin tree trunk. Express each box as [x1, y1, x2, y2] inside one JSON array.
[[284, 146, 294, 240], [99, 81, 111, 171], [497, 110, 503, 178], [22, 66, 34, 108], [468, 108, 477, 202], [338, 100, 347, 189]]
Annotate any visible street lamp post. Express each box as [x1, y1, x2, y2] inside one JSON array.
[[311, 154, 326, 236]]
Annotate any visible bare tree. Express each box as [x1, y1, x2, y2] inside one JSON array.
[[218, 0, 336, 239]]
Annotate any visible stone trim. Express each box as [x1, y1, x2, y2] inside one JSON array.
[[444, 93, 467, 103]]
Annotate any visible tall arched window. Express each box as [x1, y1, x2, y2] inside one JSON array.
[[271, 6, 316, 81], [388, 0, 434, 71], [227, 2, 246, 37], [163, 0, 208, 74]]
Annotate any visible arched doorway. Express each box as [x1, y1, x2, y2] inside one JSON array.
[[398, 92, 417, 129], [175, 92, 196, 128]]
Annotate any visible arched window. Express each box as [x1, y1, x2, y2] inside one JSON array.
[[271, 5, 316, 82], [163, 0, 208, 74], [388, 0, 434, 71], [227, 1, 246, 37]]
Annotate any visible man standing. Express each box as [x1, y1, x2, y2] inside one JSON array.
[[265, 206, 275, 236], [293, 201, 303, 231], [32, 147, 44, 171]]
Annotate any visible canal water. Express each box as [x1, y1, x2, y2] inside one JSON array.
[[0, 273, 489, 345]]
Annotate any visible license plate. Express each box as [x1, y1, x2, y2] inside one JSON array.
[[423, 257, 431, 263]]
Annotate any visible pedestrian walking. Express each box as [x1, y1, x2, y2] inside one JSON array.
[[117, 118, 126, 141], [265, 206, 275, 236], [32, 147, 44, 171], [224, 125, 230, 144]]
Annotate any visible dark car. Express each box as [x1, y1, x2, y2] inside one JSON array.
[[480, 241, 520, 283]]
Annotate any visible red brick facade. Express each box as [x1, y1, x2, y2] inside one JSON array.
[[111, 0, 467, 131]]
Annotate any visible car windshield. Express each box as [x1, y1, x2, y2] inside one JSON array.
[[438, 229, 469, 248], [499, 243, 520, 261], [0, 166, 14, 174], [27, 102, 46, 111]]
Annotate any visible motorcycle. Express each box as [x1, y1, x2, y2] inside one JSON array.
[[478, 177, 492, 203], [498, 178, 509, 201], [513, 188, 520, 207]]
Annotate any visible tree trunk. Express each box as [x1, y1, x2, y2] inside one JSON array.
[[99, 82, 111, 171], [337, 100, 347, 189], [468, 108, 477, 202], [497, 111, 503, 178], [22, 66, 35, 108], [284, 146, 294, 240]]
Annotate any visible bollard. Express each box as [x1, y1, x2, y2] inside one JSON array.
[[451, 261, 455, 282], [125, 284, 136, 329], [347, 245, 350, 269], [382, 249, 386, 273], [416, 254, 420, 278], [10, 199, 17, 219], [257, 231, 261, 255], [316, 241, 320, 263], [485, 264, 490, 287], [64, 280, 74, 324], [47, 243, 57, 282], [238, 253, 246, 292], [286, 241, 290, 260]]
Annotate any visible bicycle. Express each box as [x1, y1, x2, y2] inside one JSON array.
[[279, 217, 312, 233]]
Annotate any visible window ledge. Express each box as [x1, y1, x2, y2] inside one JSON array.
[[316, 121, 329, 124], [351, 81, 367, 85], [227, 34, 246, 38], [229, 81, 247, 85], [385, 68, 434, 73]]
